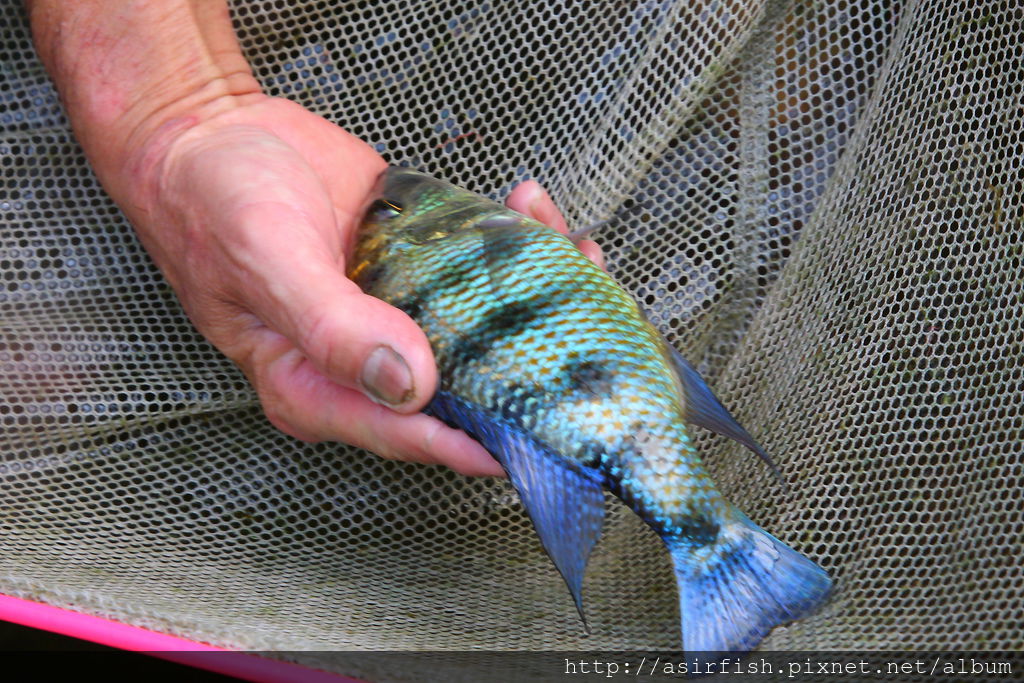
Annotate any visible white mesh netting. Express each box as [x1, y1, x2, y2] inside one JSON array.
[[1, 0, 1021, 676]]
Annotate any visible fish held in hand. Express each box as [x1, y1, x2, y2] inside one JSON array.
[[349, 167, 831, 652]]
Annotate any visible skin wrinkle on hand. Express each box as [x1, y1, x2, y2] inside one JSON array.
[[25, 0, 603, 478]]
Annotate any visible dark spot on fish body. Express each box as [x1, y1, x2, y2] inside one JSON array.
[[480, 221, 531, 272], [596, 451, 719, 548], [574, 440, 606, 469], [485, 299, 543, 338], [562, 358, 613, 397], [672, 516, 720, 547], [391, 292, 424, 323], [442, 297, 546, 374], [385, 251, 480, 327], [493, 379, 551, 422]]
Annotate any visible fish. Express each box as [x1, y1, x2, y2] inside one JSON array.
[[348, 166, 831, 652]]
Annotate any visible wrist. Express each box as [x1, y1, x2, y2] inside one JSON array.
[[27, 0, 263, 201], [114, 84, 265, 217]]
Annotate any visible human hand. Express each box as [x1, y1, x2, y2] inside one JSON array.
[[123, 96, 501, 474], [121, 96, 601, 476], [28, 0, 602, 477]]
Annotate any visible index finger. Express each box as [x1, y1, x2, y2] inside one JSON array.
[[506, 180, 606, 270]]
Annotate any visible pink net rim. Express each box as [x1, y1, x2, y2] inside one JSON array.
[[0, 594, 361, 682]]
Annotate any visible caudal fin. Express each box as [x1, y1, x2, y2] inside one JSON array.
[[669, 511, 831, 653]]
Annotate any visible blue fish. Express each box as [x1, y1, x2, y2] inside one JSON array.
[[349, 167, 831, 652]]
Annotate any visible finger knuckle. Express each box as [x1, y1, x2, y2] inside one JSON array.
[[261, 404, 321, 443], [297, 308, 351, 380], [254, 379, 321, 443]]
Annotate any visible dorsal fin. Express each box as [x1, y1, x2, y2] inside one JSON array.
[[664, 343, 786, 486], [567, 216, 614, 243]]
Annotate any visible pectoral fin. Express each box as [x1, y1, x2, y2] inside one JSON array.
[[428, 391, 605, 629], [567, 217, 613, 243], [567, 203, 643, 242], [665, 345, 785, 485]]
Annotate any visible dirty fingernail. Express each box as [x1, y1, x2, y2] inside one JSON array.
[[361, 345, 414, 406]]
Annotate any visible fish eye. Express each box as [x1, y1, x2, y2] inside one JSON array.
[[367, 198, 403, 221]]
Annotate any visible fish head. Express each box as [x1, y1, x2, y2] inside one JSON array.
[[349, 167, 545, 289], [352, 167, 482, 252]]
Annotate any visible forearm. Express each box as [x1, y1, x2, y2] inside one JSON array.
[[26, 0, 262, 199]]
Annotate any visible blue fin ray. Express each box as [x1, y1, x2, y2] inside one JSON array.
[[427, 391, 605, 628], [670, 510, 831, 652], [664, 345, 785, 485]]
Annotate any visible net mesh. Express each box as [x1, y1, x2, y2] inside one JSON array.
[[1, 0, 1022, 673]]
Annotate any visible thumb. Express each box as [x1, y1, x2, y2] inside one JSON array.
[[161, 126, 433, 410], [241, 237, 437, 413]]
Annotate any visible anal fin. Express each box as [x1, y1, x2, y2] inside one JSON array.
[[428, 391, 605, 628]]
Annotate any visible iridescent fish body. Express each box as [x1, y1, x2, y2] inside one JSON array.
[[349, 167, 831, 652]]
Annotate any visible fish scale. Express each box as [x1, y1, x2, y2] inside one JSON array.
[[437, 227, 690, 492], [350, 167, 832, 652]]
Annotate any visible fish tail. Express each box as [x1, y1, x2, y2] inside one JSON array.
[[668, 508, 831, 653]]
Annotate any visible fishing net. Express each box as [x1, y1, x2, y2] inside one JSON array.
[[1, 0, 1021, 677]]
